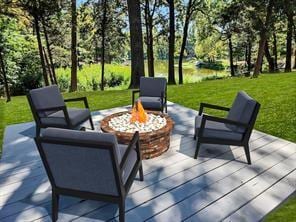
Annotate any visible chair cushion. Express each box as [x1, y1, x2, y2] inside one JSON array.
[[42, 128, 122, 164], [227, 91, 256, 132], [138, 96, 163, 110], [195, 115, 243, 141], [118, 144, 138, 184], [139, 77, 167, 97], [29, 85, 65, 117], [40, 108, 91, 127]]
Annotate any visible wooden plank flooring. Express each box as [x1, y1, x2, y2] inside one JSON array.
[[0, 102, 295, 222]]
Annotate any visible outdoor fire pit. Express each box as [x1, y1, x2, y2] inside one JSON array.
[[100, 101, 174, 159]]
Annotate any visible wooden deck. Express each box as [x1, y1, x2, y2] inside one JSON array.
[[0, 102, 295, 222]]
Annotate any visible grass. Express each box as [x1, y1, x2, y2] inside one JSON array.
[[0, 72, 295, 220]]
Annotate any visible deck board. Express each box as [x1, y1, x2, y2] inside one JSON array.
[[0, 102, 295, 222]]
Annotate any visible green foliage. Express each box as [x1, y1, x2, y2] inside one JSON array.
[[106, 73, 124, 87], [10, 50, 43, 95], [56, 63, 131, 90], [195, 35, 224, 62], [0, 16, 43, 95], [57, 73, 70, 92]]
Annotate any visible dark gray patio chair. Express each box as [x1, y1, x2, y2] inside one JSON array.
[[132, 77, 167, 112], [35, 128, 144, 222], [194, 91, 260, 164], [27, 85, 94, 137]]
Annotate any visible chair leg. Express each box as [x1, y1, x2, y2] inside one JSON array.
[[119, 200, 125, 222], [194, 141, 201, 159], [139, 164, 144, 181], [244, 144, 251, 165], [165, 104, 168, 113], [89, 117, 95, 130], [36, 126, 41, 137], [52, 191, 59, 222]]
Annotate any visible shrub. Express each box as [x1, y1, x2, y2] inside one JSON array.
[[91, 78, 98, 91], [106, 73, 124, 87], [57, 74, 70, 92], [10, 51, 43, 95]]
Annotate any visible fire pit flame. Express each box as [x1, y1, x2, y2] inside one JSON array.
[[130, 100, 148, 123]]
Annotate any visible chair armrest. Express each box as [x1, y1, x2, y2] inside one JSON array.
[[120, 131, 140, 169], [132, 90, 140, 106], [64, 97, 89, 109], [199, 102, 230, 115]]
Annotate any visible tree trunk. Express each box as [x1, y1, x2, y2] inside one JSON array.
[[294, 49, 296, 69], [70, 0, 78, 91], [100, 0, 107, 91], [264, 40, 275, 72], [247, 37, 252, 73], [42, 20, 57, 85], [178, 0, 192, 84], [127, 0, 145, 88], [294, 24, 296, 69], [144, 0, 154, 77], [43, 47, 55, 84], [253, 0, 273, 77], [34, 15, 49, 86], [147, 19, 155, 77], [168, 0, 176, 84], [228, 34, 235, 77], [0, 48, 10, 102], [285, 13, 293, 72], [272, 32, 278, 70]]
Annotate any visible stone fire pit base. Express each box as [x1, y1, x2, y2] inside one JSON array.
[[100, 111, 174, 159]]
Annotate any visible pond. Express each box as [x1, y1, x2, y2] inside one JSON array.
[[151, 60, 228, 83]]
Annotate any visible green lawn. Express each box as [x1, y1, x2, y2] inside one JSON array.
[[0, 72, 296, 220]]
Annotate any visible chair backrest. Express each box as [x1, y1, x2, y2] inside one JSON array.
[[35, 128, 124, 197], [28, 85, 65, 118], [140, 77, 167, 97], [227, 91, 260, 132]]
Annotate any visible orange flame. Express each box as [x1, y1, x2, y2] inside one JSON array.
[[130, 100, 148, 123]]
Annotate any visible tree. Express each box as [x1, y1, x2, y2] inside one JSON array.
[[142, 0, 165, 78], [14, 0, 61, 86], [250, 0, 274, 77], [178, 0, 203, 84], [283, 0, 295, 72], [167, 0, 176, 84], [70, 0, 78, 91], [99, 0, 107, 91], [215, 1, 245, 77], [127, 0, 145, 88], [0, 47, 10, 102], [34, 14, 49, 85], [264, 40, 275, 72], [42, 17, 57, 84], [294, 23, 296, 69]]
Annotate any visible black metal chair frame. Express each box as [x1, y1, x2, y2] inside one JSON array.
[[35, 131, 144, 222], [27, 95, 95, 137], [194, 102, 261, 164], [132, 89, 167, 113]]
